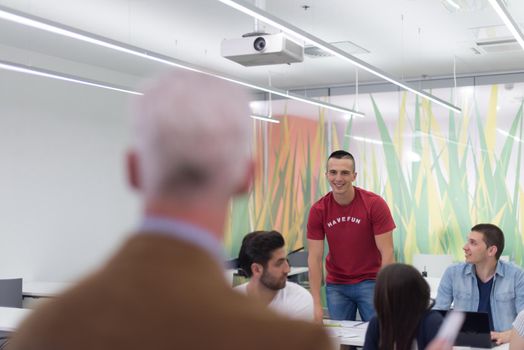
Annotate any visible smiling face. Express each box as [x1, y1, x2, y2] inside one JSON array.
[[259, 247, 290, 291], [326, 157, 357, 199], [463, 230, 497, 265]]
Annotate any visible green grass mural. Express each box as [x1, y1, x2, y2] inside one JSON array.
[[225, 84, 524, 267]]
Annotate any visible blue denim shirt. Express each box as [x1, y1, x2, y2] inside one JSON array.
[[433, 260, 524, 331]]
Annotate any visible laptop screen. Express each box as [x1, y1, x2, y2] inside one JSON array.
[[435, 310, 495, 348]]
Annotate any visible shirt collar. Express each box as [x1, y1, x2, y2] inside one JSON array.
[[495, 260, 506, 277], [466, 260, 505, 277], [139, 216, 225, 264]]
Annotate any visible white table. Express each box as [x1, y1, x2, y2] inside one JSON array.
[[323, 318, 509, 350], [22, 281, 71, 298], [225, 266, 308, 285], [288, 266, 308, 275], [22, 269, 310, 297], [425, 276, 441, 299], [0, 307, 31, 333], [323, 319, 368, 347], [455, 345, 508, 350]]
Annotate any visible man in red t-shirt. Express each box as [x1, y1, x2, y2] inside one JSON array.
[[307, 150, 396, 323]]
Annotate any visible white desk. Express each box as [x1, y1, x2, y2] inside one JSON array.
[[288, 266, 308, 275], [455, 345, 508, 350], [0, 307, 31, 333], [323, 318, 509, 350], [22, 281, 71, 298], [23, 270, 310, 297], [23, 269, 309, 296], [225, 266, 308, 285], [323, 319, 367, 347], [426, 276, 441, 299]]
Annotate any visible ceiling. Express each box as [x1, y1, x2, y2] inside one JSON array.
[[0, 0, 523, 97]]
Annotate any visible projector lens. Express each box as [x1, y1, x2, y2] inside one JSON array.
[[253, 37, 266, 51]]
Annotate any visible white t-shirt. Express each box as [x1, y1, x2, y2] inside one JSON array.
[[235, 281, 314, 321]]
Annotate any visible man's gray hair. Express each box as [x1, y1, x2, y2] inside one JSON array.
[[132, 70, 252, 199]]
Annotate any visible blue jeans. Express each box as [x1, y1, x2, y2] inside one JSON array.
[[326, 280, 376, 321]]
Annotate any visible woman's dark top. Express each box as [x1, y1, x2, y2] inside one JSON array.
[[363, 310, 444, 350]]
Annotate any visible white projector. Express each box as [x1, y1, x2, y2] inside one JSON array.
[[221, 33, 304, 66]]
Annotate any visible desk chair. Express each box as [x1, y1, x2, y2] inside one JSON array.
[[0, 278, 22, 349], [225, 258, 249, 287], [287, 250, 309, 286], [412, 254, 453, 278], [225, 258, 239, 269], [287, 250, 308, 267], [0, 278, 22, 308]]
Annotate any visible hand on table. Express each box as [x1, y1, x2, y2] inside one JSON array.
[[491, 330, 512, 345]]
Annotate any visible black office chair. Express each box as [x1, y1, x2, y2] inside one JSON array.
[[287, 250, 308, 267], [0, 278, 23, 308], [0, 278, 23, 348]]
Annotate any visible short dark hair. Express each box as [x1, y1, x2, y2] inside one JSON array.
[[471, 223, 505, 260], [237, 230, 285, 277], [327, 150, 355, 171], [374, 264, 431, 350]]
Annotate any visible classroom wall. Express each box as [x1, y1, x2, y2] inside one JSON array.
[[0, 70, 140, 282], [1, 69, 523, 283]]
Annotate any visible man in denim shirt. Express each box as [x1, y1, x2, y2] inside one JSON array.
[[434, 223, 524, 345]]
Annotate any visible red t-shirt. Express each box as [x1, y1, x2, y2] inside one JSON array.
[[307, 187, 396, 284]]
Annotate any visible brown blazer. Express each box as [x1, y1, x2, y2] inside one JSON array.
[[8, 233, 333, 350]]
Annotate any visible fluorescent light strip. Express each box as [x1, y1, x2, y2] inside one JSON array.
[[0, 6, 194, 71], [345, 135, 384, 145], [413, 130, 464, 146], [0, 60, 285, 125], [445, 0, 461, 10], [487, 0, 524, 51], [219, 0, 462, 114], [497, 128, 523, 143], [0, 60, 142, 95], [0, 5, 363, 118], [413, 130, 494, 154], [250, 114, 280, 123]]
